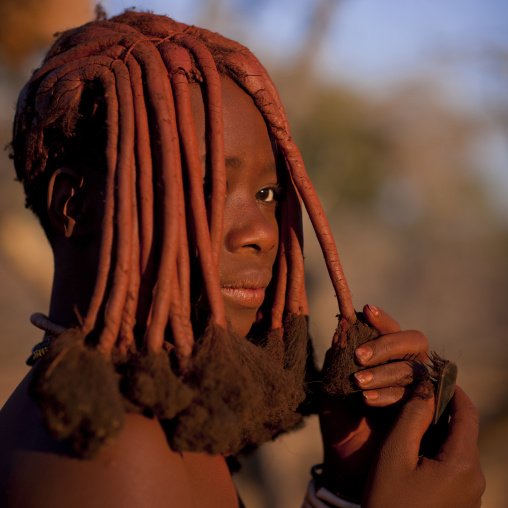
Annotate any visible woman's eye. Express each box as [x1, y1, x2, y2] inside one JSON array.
[[256, 187, 279, 203]]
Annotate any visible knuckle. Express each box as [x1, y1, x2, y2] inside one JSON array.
[[379, 361, 413, 387], [395, 364, 413, 386], [458, 402, 481, 426], [410, 329, 428, 348], [380, 337, 397, 360], [476, 470, 487, 497], [466, 470, 487, 503], [452, 457, 484, 489]]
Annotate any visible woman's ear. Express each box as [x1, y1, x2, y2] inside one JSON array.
[[47, 167, 88, 238]]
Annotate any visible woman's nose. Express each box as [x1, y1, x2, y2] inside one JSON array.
[[222, 197, 278, 255]]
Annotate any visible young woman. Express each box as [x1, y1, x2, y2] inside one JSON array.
[[0, 11, 484, 507]]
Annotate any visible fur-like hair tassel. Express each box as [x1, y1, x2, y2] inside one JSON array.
[[170, 322, 260, 454], [116, 349, 196, 419], [169, 315, 310, 454], [29, 328, 125, 458], [321, 312, 379, 398]]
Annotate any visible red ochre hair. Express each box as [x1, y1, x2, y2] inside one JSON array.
[[12, 11, 357, 458]]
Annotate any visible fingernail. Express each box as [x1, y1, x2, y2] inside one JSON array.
[[367, 304, 380, 317], [354, 371, 373, 386], [356, 345, 373, 363], [363, 390, 379, 401]]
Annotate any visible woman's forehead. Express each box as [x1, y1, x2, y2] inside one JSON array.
[[189, 76, 276, 176]]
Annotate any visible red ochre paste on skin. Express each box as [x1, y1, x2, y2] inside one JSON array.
[[14, 11, 455, 458]]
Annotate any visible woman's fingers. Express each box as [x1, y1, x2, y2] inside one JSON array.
[[355, 329, 428, 366], [434, 386, 486, 502], [436, 386, 481, 463], [363, 304, 401, 334], [355, 360, 417, 387], [361, 386, 410, 407], [376, 388, 435, 470], [354, 304, 430, 406], [356, 356, 429, 406]]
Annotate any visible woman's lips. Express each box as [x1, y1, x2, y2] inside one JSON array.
[[219, 269, 272, 309], [220, 286, 266, 308]]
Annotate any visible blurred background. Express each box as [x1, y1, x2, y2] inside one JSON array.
[[0, 0, 506, 506]]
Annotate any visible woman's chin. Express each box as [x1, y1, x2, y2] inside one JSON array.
[[224, 306, 258, 337]]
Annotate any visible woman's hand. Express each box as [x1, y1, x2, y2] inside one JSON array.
[[319, 304, 430, 498], [353, 304, 428, 406], [363, 386, 485, 508], [318, 305, 484, 507]]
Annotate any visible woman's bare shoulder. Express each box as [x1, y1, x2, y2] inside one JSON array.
[[0, 372, 194, 508]]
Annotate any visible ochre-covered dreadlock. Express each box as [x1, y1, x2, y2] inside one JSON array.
[[12, 11, 364, 458]]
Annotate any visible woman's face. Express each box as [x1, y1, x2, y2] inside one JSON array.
[[190, 77, 280, 336]]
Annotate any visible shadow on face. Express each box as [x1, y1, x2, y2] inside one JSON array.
[[189, 77, 280, 336]]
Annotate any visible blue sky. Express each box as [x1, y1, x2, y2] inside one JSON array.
[[104, 0, 508, 93], [104, 0, 508, 219]]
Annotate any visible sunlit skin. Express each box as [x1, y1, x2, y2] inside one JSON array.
[[188, 79, 483, 503], [0, 75, 484, 508], [0, 77, 280, 508], [190, 77, 280, 337]]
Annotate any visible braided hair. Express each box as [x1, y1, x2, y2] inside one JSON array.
[[12, 11, 358, 458]]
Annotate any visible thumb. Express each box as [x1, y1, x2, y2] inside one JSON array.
[[377, 381, 435, 471]]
